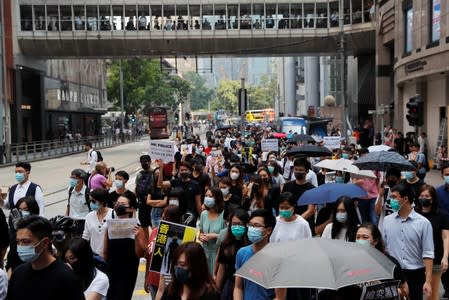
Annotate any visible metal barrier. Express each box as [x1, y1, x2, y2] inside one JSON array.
[[1, 133, 139, 165]]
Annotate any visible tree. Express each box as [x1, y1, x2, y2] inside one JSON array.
[[248, 74, 277, 110], [211, 80, 240, 114], [106, 59, 191, 114], [183, 71, 214, 110]]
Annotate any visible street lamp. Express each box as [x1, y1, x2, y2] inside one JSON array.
[[119, 59, 125, 143]]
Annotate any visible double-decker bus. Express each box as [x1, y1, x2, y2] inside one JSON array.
[[149, 107, 169, 139], [245, 108, 275, 123]]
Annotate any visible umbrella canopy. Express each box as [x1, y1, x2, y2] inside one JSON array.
[[353, 151, 415, 171], [315, 159, 354, 172], [314, 159, 377, 179], [368, 145, 391, 152], [287, 145, 332, 157], [272, 132, 286, 139], [214, 125, 236, 132], [293, 134, 316, 143], [235, 238, 395, 290], [298, 183, 368, 205]]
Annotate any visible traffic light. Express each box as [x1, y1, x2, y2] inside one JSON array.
[[185, 112, 191, 120], [406, 96, 424, 127], [174, 113, 179, 122]]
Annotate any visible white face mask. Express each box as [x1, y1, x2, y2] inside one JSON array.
[[230, 172, 240, 181], [114, 180, 124, 189]]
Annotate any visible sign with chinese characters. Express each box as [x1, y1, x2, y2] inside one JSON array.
[[360, 280, 400, 300], [149, 140, 176, 163], [106, 218, 138, 240], [149, 221, 197, 274], [261, 139, 279, 152]]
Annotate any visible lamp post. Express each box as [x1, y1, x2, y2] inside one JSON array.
[[339, 0, 347, 142], [119, 59, 125, 143]]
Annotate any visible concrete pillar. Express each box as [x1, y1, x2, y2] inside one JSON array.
[[282, 57, 296, 116], [304, 56, 320, 108]]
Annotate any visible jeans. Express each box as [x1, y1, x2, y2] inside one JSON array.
[[150, 207, 163, 229]]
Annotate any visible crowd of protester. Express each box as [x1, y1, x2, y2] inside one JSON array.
[[0, 122, 449, 300]]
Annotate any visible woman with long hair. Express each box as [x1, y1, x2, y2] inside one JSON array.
[[199, 187, 226, 274], [256, 166, 281, 215], [216, 208, 250, 299], [146, 167, 167, 229], [321, 196, 360, 241], [355, 223, 409, 299], [64, 237, 109, 300], [415, 184, 449, 300], [162, 242, 220, 300]]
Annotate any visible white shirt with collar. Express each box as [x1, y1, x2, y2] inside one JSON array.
[[7, 180, 45, 216], [68, 185, 90, 220]]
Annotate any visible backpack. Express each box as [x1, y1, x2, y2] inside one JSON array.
[[68, 186, 91, 212], [90, 150, 103, 162], [136, 170, 153, 201]]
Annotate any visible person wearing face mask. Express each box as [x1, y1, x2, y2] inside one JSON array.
[[269, 192, 312, 299], [399, 161, 425, 204], [282, 158, 316, 233], [381, 184, 434, 300], [6, 161, 45, 217], [135, 155, 154, 231], [63, 237, 109, 300], [104, 195, 146, 300], [228, 164, 244, 202], [354, 223, 409, 299], [191, 162, 211, 202], [375, 168, 402, 231], [161, 161, 202, 227], [415, 185, 449, 300], [234, 209, 286, 300], [321, 196, 360, 241], [109, 170, 136, 209], [7, 216, 85, 300], [267, 160, 285, 187], [66, 169, 91, 236], [254, 167, 280, 214], [161, 242, 220, 300], [218, 177, 242, 218], [6, 196, 40, 273], [216, 209, 249, 299], [199, 187, 226, 274], [82, 188, 113, 259]]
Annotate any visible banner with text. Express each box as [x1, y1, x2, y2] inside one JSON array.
[[261, 139, 279, 152], [149, 221, 197, 274], [323, 136, 341, 150], [106, 218, 138, 240], [360, 280, 400, 300], [149, 140, 176, 163]]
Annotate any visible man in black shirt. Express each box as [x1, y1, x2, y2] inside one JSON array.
[[162, 161, 202, 227], [282, 157, 316, 233], [191, 162, 211, 203], [7, 216, 85, 300]]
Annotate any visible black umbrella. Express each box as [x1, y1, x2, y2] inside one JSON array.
[[352, 151, 415, 171], [294, 134, 316, 143], [286, 145, 332, 157], [214, 125, 236, 132]]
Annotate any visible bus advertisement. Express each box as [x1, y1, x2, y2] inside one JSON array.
[[245, 109, 275, 123], [149, 107, 169, 139], [277, 117, 330, 138]]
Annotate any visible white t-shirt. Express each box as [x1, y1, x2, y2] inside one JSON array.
[[321, 223, 348, 241], [68, 185, 90, 220], [87, 149, 98, 173], [0, 268, 7, 300], [82, 209, 113, 257], [270, 215, 312, 243], [85, 268, 109, 300]]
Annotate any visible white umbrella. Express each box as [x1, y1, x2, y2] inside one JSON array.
[[368, 145, 391, 152], [315, 159, 377, 179]]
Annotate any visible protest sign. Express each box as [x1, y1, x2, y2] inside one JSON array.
[[360, 280, 400, 300], [149, 140, 176, 163], [261, 139, 279, 152], [106, 218, 138, 240], [180, 144, 193, 156], [323, 136, 341, 150], [150, 221, 197, 274]]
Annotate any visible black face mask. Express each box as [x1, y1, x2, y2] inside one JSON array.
[[295, 172, 306, 180], [141, 162, 150, 170], [386, 180, 397, 188], [180, 172, 190, 180], [70, 261, 82, 275], [115, 205, 129, 216]]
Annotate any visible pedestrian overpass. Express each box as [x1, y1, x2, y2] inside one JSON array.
[[16, 0, 375, 57]]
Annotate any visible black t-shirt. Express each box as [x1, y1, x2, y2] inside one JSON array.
[[170, 179, 201, 215], [229, 185, 243, 205], [0, 208, 9, 251], [191, 173, 211, 198], [418, 210, 449, 263], [217, 239, 246, 282], [7, 259, 85, 300], [108, 189, 137, 208], [283, 181, 315, 231], [399, 179, 424, 204]]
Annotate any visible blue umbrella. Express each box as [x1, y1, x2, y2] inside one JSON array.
[[298, 183, 368, 205]]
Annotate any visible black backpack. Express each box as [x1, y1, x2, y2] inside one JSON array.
[[135, 170, 153, 201], [90, 150, 103, 162]]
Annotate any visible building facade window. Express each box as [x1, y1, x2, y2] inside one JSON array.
[[405, 5, 413, 53], [431, 0, 441, 42]]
